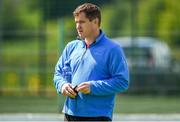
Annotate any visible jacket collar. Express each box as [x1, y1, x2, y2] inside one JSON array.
[[95, 29, 104, 44], [81, 29, 105, 48]]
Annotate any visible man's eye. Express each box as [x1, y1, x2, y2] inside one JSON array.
[[80, 21, 85, 23]]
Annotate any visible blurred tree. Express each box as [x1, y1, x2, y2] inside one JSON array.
[[36, 0, 112, 20], [1, 0, 179, 46], [136, 0, 180, 46], [55, 0, 179, 47], [157, 0, 180, 46], [109, 0, 131, 37], [1, 0, 40, 41], [39, 0, 180, 45]]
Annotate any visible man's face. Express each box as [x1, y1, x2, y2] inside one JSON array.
[[74, 12, 96, 39]]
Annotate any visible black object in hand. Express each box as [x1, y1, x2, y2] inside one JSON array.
[[73, 85, 78, 94]]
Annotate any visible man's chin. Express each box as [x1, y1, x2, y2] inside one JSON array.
[[78, 35, 84, 39]]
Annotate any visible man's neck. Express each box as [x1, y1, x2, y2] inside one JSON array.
[[85, 29, 100, 45]]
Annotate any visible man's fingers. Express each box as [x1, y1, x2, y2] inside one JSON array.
[[67, 86, 77, 96], [81, 88, 90, 94], [76, 82, 90, 94], [61, 83, 77, 98], [76, 85, 84, 91], [62, 82, 90, 96], [76, 84, 87, 92]]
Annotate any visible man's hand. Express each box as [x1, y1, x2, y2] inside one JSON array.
[[61, 83, 77, 98], [76, 82, 91, 94]]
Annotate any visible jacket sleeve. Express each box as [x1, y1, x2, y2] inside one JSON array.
[[53, 46, 69, 94], [89, 46, 129, 96]]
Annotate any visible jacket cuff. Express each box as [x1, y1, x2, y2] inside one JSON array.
[[57, 80, 67, 94]]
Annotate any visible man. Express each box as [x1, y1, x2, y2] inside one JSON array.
[[53, 3, 129, 121]]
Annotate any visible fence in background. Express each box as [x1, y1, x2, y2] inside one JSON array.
[[0, 0, 180, 96]]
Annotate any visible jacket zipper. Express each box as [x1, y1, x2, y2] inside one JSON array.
[[81, 47, 87, 60], [75, 46, 87, 113]]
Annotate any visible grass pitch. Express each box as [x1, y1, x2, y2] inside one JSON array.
[[0, 95, 180, 113]]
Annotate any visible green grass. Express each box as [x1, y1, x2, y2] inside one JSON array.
[[0, 95, 65, 113], [0, 95, 180, 113], [114, 95, 180, 113]]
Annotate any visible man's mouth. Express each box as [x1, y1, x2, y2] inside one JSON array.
[[78, 30, 83, 33]]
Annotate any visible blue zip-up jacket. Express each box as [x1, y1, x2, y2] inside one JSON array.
[[53, 31, 129, 119]]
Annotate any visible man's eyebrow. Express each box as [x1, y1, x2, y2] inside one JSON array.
[[75, 20, 85, 23]]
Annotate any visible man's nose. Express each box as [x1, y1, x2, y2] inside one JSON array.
[[76, 23, 81, 29]]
